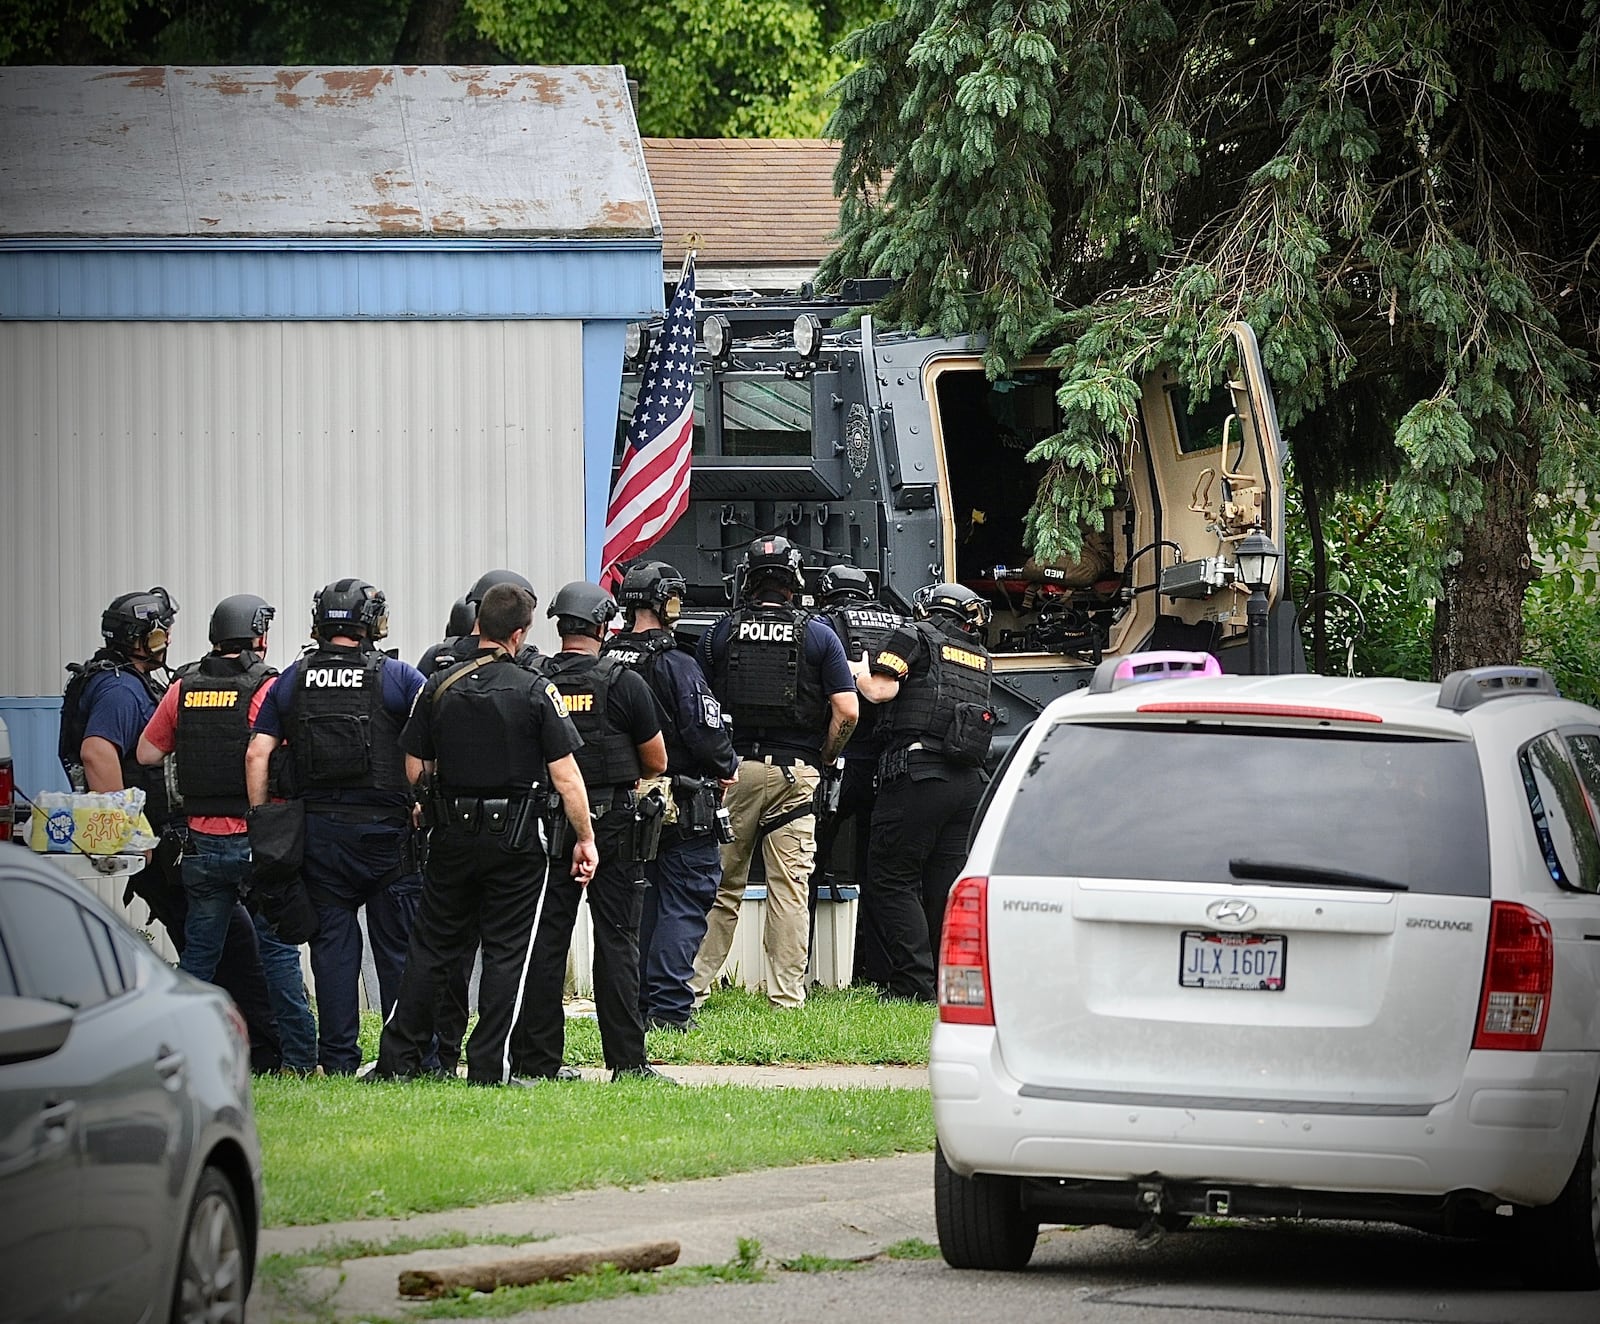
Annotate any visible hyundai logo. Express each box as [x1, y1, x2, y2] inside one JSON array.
[[1206, 899, 1258, 926]]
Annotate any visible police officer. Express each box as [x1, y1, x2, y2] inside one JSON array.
[[810, 565, 909, 989], [63, 588, 283, 1068], [375, 583, 595, 1084], [855, 582, 996, 1001], [603, 561, 738, 1032], [417, 569, 539, 677], [691, 537, 858, 1011], [134, 594, 320, 1074], [511, 582, 668, 1081], [245, 578, 427, 1075]]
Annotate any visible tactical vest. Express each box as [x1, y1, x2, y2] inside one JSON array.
[[825, 603, 909, 750], [715, 603, 827, 738], [174, 652, 276, 817], [290, 648, 408, 792], [430, 652, 550, 792], [545, 652, 643, 789], [59, 651, 172, 826], [886, 620, 995, 765], [604, 629, 694, 771]]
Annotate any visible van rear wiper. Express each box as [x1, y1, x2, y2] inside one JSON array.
[[1227, 858, 1409, 892]]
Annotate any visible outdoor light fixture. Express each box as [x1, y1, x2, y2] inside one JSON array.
[[793, 313, 823, 362], [702, 313, 731, 364], [1234, 528, 1282, 675], [623, 322, 651, 366]]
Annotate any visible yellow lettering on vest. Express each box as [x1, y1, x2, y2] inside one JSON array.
[[563, 693, 595, 713], [941, 645, 987, 671], [183, 690, 239, 708]]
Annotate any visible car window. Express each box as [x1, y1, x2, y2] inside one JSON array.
[[1565, 731, 1600, 835], [81, 911, 130, 995], [0, 879, 112, 1010], [0, 931, 17, 997], [1521, 732, 1600, 893], [991, 722, 1492, 896]]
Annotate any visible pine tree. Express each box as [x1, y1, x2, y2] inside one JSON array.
[[822, 0, 1600, 674]]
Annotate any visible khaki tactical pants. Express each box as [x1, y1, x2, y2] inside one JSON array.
[[690, 756, 819, 1009]]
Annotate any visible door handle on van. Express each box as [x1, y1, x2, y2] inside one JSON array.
[[155, 1046, 186, 1084], [38, 1099, 76, 1140]]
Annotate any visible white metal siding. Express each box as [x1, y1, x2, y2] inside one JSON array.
[[0, 320, 587, 694]]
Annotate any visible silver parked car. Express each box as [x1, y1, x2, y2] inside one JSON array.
[[0, 847, 261, 1322]]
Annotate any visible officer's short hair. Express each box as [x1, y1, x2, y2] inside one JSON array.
[[478, 583, 535, 642]]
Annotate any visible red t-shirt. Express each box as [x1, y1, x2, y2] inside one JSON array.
[[142, 673, 275, 836]]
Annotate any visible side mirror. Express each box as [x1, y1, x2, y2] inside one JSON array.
[[0, 997, 74, 1066]]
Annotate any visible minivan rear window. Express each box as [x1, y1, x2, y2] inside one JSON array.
[[993, 722, 1491, 896]]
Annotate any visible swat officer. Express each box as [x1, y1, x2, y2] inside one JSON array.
[[691, 537, 858, 1011], [417, 569, 539, 677], [810, 565, 909, 989], [602, 561, 738, 1033], [135, 594, 319, 1075], [511, 582, 668, 1081], [245, 578, 427, 1075], [375, 583, 595, 1084], [63, 588, 282, 1068], [855, 582, 996, 1001]]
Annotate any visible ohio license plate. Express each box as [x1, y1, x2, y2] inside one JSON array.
[[1179, 930, 1287, 991]]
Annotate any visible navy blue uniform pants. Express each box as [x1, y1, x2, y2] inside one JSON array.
[[638, 829, 721, 1026], [302, 810, 413, 1074]]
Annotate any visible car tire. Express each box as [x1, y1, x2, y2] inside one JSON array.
[[171, 1167, 251, 1324], [1516, 1088, 1600, 1290], [934, 1142, 1038, 1270]]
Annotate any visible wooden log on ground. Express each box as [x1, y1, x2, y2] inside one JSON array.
[[397, 1239, 681, 1298]]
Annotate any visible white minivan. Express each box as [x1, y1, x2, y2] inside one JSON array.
[[932, 658, 1600, 1289]]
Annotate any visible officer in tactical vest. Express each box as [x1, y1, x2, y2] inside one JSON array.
[[510, 581, 669, 1081], [810, 565, 909, 989], [135, 594, 319, 1074], [603, 561, 738, 1033], [691, 537, 858, 1011], [245, 578, 427, 1074], [63, 587, 283, 1069], [417, 569, 539, 677], [855, 582, 996, 1001], [375, 583, 595, 1085]]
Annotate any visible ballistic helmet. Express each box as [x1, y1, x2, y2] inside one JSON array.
[[818, 564, 873, 604], [741, 535, 805, 597], [548, 581, 618, 639], [468, 569, 534, 607], [209, 594, 275, 647], [101, 586, 178, 657], [912, 582, 991, 634], [312, 578, 388, 641], [617, 561, 687, 622]]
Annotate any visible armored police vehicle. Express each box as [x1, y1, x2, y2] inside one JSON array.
[[617, 281, 1300, 750]]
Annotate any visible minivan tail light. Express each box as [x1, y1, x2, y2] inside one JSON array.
[[939, 876, 992, 1025], [1473, 902, 1553, 1051]]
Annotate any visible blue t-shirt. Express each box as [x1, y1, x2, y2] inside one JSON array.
[[80, 668, 160, 758], [698, 610, 854, 758]]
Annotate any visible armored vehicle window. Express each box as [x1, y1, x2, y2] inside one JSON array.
[[618, 377, 708, 456], [1166, 382, 1234, 455], [720, 376, 812, 457]]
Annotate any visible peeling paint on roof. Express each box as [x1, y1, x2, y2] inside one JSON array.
[[0, 65, 661, 240]]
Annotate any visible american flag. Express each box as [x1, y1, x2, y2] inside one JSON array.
[[602, 253, 698, 586]]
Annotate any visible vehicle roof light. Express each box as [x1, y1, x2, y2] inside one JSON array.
[[1134, 701, 1384, 723], [1089, 649, 1221, 694]]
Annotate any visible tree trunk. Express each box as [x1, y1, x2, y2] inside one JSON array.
[[1431, 446, 1536, 678], [392, 0, 466, 64]]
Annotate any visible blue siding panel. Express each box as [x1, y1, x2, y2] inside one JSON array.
[[582, 320, 627, 578], [0, 240, 663, 322]]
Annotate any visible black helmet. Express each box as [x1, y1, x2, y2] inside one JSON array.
[[548, 581, 618, 638], [913, 582, 991, 633], [209, 594, 275, 647], [312, 578, 388, 641], [468, 569, 534, 606], [818, 564, 873, 603], [617, 561, 687, 621], [101, 586, 178, 656], [742, 535, 804, 597]]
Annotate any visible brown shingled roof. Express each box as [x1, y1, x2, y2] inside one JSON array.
[[643, 138, 842, 267]]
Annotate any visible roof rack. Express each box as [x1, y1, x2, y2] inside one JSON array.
[[1088, 650, 1221, 694], [1436, 665, 1561, 712]]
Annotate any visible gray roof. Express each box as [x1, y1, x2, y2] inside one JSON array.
[[0, 65, 660, 240]]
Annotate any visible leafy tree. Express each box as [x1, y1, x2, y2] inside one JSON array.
[[822, 1, 1600, 676]]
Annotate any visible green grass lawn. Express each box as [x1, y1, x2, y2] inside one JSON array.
[[262, 987, 936, 1228]]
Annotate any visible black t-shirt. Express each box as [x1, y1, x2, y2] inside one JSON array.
[[402, 650, 582, 790]]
